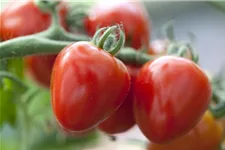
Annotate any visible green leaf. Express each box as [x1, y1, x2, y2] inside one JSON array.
[[29, 129, 100, 150], [0, 88, 17, 128], [0, 58, 25, 129], [7, 58, 24, 79]]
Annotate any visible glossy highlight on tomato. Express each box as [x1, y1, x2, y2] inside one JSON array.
[[51, 41, 130, 132], [147, 111, 223, 150], [134, 56, 212, 143], [98, 65, 140, 134], [84, 0, 150, 50]]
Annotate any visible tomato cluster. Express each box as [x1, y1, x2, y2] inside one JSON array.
[[1, 0, 223, 149]]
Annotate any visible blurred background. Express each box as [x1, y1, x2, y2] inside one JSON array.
[[1, 0, 225, 149]]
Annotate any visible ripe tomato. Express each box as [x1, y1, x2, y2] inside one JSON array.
[[51, 41, 130, 132], [0, 0, 67, 87], [60, 126, 96, 138], [24, 55, 57, 87], [0, 0, 67, 40], [84, 0, 150, 50], [148, 40, 169, 55], [147, 111, 223, 150], [134, 56, 212, 143], [98, 65, 140, 134]]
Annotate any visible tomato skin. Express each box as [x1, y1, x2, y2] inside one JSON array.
[[98, 65, 140, 134], [0, 0, 67, 40], [25, 55, 57, 87], [51, 41, 130, 132], [134, 56, 212, 143], [84, 0, 150, 50], [147, 111, 223, 150]]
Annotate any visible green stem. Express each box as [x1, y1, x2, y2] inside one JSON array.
[[97, 26, 117, 49], [116, 48, 156, 65], [0, 36, 155, 65], [0, 36, 72, 59], [35, 1, 90, 41], [0, 71, 28, 91], [25, 88, 41, 105], [108, 29, 125, 55], [210, 101, 225, 119]]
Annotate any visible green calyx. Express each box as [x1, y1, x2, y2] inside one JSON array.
[[167, 42, 199, 63], [92, 25, 125, 56], [210, 69, 225, 119], [34, 0, 60, 13]]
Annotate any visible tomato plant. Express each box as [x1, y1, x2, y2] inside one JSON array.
[[0, 0, 67, 40], [98, 65, 140, 134], [134, 56, 212, 143], [1, 0, 225, 149], [51, 41, 130, 131], [84, 0, 150, 49], [147, 111, 223, 150], [0, 0, 67, 87]]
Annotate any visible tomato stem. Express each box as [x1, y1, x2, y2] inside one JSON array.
[[97, 26, 117, 49], [66, 4, 89, 31], [0, 71, 28, 91], [108, 29, 125, 55], [0, 36, 72, 58], [34, 0, 90, 41], [92, 25, 125, 55], [116, 48, 157, 65], [0, 35, 156, 65]]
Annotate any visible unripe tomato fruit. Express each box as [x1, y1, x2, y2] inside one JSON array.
[[84, 0, 150, 50], [0, 0, 67, 87], [147, 111, 223, 150], [51, 41, 130, 132], [98, 65, 140, 134], [134, 56, 212, 143]]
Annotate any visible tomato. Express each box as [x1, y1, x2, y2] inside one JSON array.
[[134, 56, 212, 143], [148, 40, 169, 55], [98, 65, 140, 134], [24, 55, 57, 87], [147, 111, 223, 150], [51, 41, 130, 132], [0, 0, 67, 87], [0, 0, 67, 40], [60, 126, 96, 138], [84, 0, 150, 50]]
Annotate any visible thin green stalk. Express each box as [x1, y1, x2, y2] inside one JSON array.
[[0, 36, 72, 59], [0, 71, 28, 90]]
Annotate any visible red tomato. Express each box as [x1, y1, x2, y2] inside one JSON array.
[[0, 0, 67, 87], [147, 111, 223, 150], [24, 55, 57, 87], [0, 0, 67, 40], [134, 56, 212, 143], [98, 65, 140, 134], [84, 0, 150, 50], [148, 40, 169, 55], [51, 41, 130, 132], [60, 126, 96, 138]]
